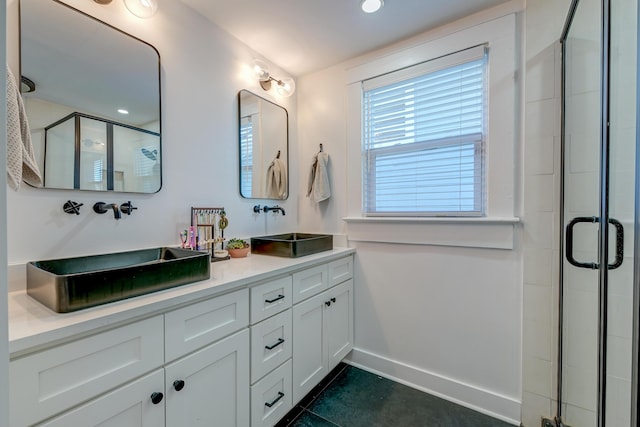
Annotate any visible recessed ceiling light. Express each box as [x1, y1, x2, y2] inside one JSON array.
[[361, 0, 384, 14], [118, 109, 129, 114]]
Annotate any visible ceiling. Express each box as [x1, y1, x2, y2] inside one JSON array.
[[180, 0, 510, 77]]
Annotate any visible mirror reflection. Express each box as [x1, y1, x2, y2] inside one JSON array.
[[238, 90, 288, 200], [20, 0, 162, 193]]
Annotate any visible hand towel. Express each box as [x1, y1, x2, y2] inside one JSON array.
[[266, 157, 287, 199], [307, 151, 330, 203], [6, 65, 42, 190]]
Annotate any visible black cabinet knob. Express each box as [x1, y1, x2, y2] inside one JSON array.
[[325, 301, 331, 307], [173, 380, 185, 391], [150, 392, 164, 404], [331, 297, 336, 303]]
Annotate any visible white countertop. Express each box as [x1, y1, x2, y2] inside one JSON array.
[[8, 248, 354, 357]]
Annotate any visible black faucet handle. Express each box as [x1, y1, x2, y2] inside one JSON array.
[[121, 201, 138, 215], [63, 200, 83, 215]]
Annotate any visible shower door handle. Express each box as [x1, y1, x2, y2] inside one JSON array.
[[566, 216, 599, 269], [565, 216, 624, 270], [608, 218, 624, 270]]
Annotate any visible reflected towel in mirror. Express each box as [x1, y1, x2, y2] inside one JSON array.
[[307, 151, 330, 203], [6, 66, 42, 190], [266, 157, 287, 199]]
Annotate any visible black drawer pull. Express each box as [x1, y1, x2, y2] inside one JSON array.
[[265, 294, 285, 304], [265, 338, 285, 350], [325, 301, 331, 307], [265, 391, 285, 408], [173, 380, 185, 391], [331, 297, 336, 303], [150, 392, 164, 405]]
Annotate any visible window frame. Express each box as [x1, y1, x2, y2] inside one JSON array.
[[361, 47, 488, 217], [343, 13, 519, 249]]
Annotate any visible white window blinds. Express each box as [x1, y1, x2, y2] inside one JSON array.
[[362, 45, 487, 216], [240, 117, 253, 197]]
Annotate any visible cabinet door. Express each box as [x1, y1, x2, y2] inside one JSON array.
[[325, 279, 354, 371], [165, 329, 250, 427], [292, 292, 327, 403], [37, 369, 165, 427]]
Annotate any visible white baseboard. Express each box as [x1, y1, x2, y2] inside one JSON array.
[[345, 348, 521, 426]]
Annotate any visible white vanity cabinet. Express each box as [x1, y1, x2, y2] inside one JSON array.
[[9, 251, 355, 427], [292, 257, 353, 404], [10, 289, 250, 427]]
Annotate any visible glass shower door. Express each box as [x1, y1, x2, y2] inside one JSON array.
[[605, 0, 636, 425], [560, 0, 637, 426], [561, 0, 602, 424]]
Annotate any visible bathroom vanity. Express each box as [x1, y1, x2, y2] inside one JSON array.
[[7, 248, 354, 427]]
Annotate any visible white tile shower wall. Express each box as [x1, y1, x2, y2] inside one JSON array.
[[5, 0, 300, 264], [522, 1, 572, 427]]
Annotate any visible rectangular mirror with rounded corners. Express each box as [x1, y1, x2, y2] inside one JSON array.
[[238, 90, 288, 200], [20, 0, 162, 193]]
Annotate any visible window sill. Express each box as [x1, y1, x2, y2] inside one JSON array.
[[342, 216, 520, 250]]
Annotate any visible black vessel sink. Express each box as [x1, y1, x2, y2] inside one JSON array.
[[27, 247, 210, 313], [251, 233, 333, 258]]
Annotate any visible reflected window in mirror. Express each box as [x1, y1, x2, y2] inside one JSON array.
[[238, 90, 288, 200], [20, 0, 162, 193]]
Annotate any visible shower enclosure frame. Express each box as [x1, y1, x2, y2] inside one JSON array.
[[558, 0, 639, 425]]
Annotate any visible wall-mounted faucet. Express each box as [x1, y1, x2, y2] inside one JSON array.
[[262, 205, 286, 216], [93, 202, 121, 219], [120, 201, 138, 215]]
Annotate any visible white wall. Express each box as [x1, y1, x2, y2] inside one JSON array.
[[6, 0, 299, 264], [297, 3, 525, 424]]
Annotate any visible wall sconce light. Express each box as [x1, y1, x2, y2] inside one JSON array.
[[252, 59, 296, 97], [123, 0, 158, 18]]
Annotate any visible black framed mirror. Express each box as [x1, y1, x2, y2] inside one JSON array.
[[20, 0, 162, 193], [238, 90, 289, 200]]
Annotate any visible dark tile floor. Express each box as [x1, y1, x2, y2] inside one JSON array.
[[275, 364, 514, 427]]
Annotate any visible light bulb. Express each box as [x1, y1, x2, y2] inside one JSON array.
[[124, 0, 158, 18], [361, 0, 384, 14], [252, 59, 271, 81], [277, 77, 296, 97]]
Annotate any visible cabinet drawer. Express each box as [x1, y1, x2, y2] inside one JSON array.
[[10, 315, 164, 427], [292, 264, 328, 304], [251, 309, 292, 383], [328, 256, 353, 287], [165, 288, 249, 362], [250, 276, 293, 324], [36, 369, 165, 427], [251, 359, 292, 427]]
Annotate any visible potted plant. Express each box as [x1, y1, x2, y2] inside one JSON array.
[[226, 238, 250, 258]]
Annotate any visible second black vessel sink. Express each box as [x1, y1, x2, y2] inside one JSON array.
[[251, 233, 333, 258]]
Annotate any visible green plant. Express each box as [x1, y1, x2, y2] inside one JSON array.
[[226, 238, 249, 250]]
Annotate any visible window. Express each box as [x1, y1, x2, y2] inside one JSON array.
[[239, 117, 254, 197], [362, 45, 487, 216]]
